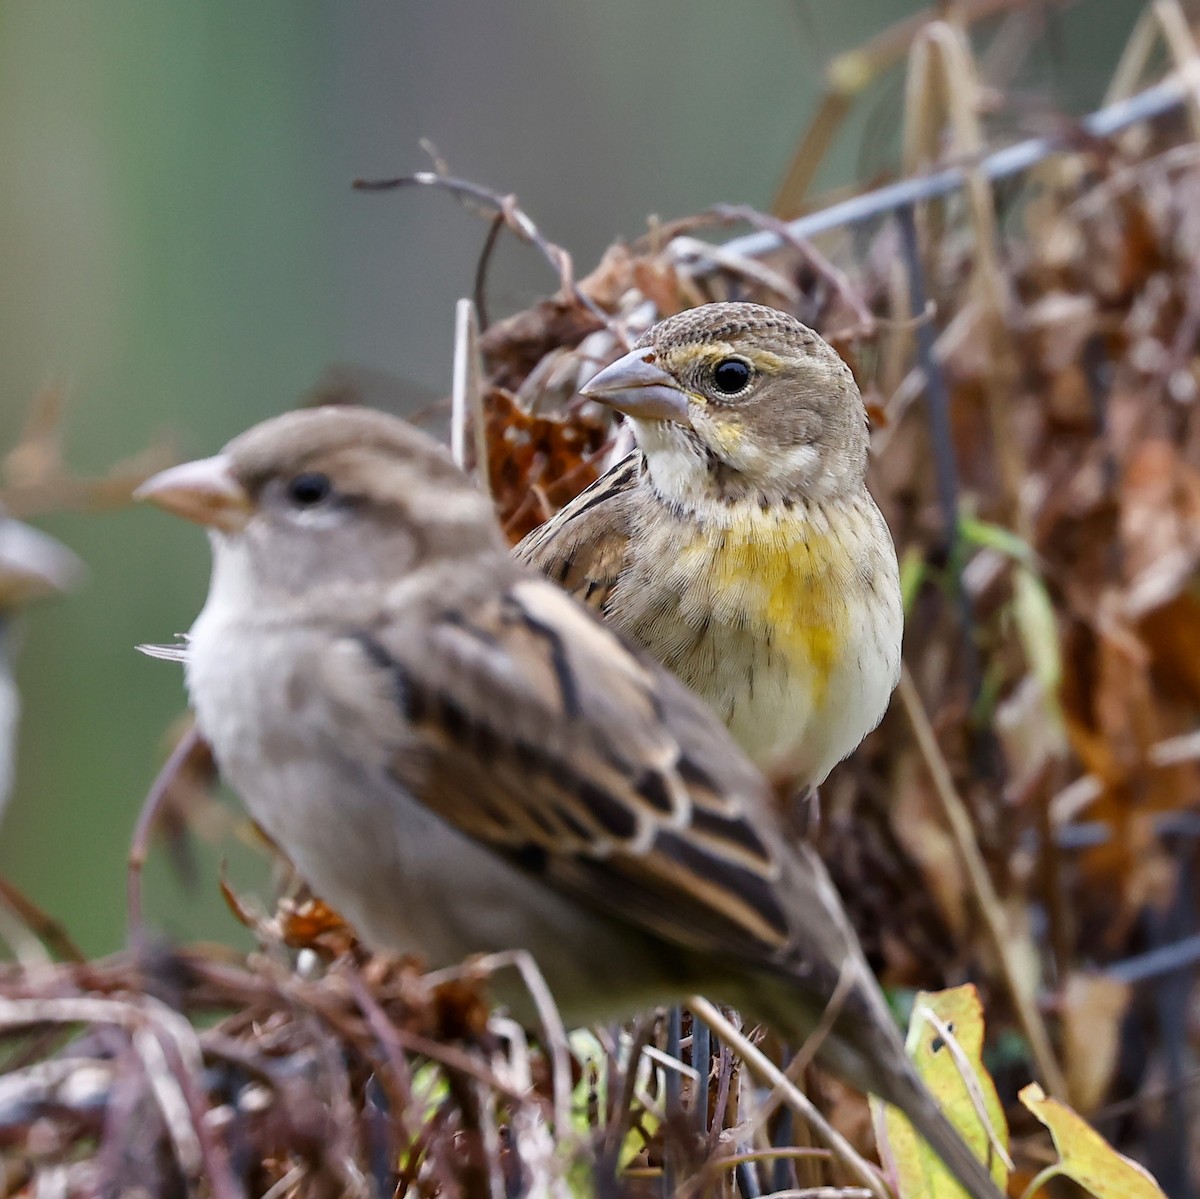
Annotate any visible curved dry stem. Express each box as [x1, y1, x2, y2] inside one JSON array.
[[423, 948, 573, 1138], [126, 722, 205, 947], [912, 1004, 1014, 1171], [688, 996, 891, 1199], [353, 170, 612, 328], [898, 668, 1068, 1098]]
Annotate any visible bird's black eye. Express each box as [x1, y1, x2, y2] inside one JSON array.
[[286, 472, 332, 507], [711, 357, 752, 395]]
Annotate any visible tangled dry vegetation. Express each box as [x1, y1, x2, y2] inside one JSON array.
[[4, 4, 1200, 1196]]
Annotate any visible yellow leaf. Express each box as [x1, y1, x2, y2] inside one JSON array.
[[1013, 566, 1063, 699], [1019, 1083, 1166, 1198], [872, 985, 1009, 1198]]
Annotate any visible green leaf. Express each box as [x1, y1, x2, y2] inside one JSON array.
[[568, 1030, 661, 1173], [900, 545, 928, 616], [958, 515, 1035, 566], [959, 513, 1064, 719]]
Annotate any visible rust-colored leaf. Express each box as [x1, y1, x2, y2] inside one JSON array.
[[484, 388, 609, 542]]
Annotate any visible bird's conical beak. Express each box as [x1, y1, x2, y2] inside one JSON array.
[[0, 520, 85, 606], [134, 455, 253, 533], [580, 348, 692, 425]]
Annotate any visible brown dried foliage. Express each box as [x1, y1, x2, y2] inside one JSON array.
[[6, 9, 1200, 1196], [451, 50, 1200, 1193]]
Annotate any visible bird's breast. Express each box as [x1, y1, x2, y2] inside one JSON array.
[[611, 495, 901, 788]]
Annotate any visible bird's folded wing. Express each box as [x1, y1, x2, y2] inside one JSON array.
[[512, 452, 641, 613], [322, 573, 831, 972]]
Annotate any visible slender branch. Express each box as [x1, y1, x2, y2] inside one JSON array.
[[772, 0, 1080, 215], [1106, 932, 1200, 985], [472, 211, 505, 331], [352, 170, 613, 327], [0, 875, 84, 962], [721, 73, 1187, 260], [127, 722, 204, 946], [688, 997, 891, 1199], [897, 669, 1068, 1098]]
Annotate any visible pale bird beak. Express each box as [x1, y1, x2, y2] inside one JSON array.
[[0, 520, 85, 607], [134, 455, 253, 533], [580, 347, 692, 425]]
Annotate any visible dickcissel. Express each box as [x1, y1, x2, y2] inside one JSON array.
[[516, 302, 902, 796], [137, 407, 1000, 1199]]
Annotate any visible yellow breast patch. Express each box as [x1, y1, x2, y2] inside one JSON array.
[[676, 509, 851, 703]]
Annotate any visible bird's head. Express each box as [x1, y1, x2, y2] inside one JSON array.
[[582, 303, 868, 506], [135, 406, 505, 608]]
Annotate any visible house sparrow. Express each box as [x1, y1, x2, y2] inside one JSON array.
[[137, 406, 1000, 1199], [516, 303, 902, 796]]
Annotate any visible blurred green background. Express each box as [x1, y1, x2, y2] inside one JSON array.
[[0, 0, 1141, 956]]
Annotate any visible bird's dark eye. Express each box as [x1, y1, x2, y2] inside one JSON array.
[[286, 471, 332, 507], [711, 357, 752, 395]]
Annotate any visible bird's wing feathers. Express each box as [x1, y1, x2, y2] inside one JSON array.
[[325, 573, 840, 973], [512, 453, 642, 614]]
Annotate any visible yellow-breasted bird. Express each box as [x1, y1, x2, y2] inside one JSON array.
[[516, 302, 902, 797]]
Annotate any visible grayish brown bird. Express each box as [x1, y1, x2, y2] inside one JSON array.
[[516, 302, 902, 796], [0, 518, 83, 824], [137, 407, 1000, 1199]]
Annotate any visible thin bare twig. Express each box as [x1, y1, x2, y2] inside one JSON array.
[[353, 170, 614, 328], [597, 1013, 658, 1185], [707, 205, 876, 336], [0, 876, 84, 962], [688, 997, 891, 1199], [722, 73, 1188, 261], [772, 0, 1080, 215], [897, 668, 1067, 1098], [423, 949, 573, 1137], [1152, 1, 1200, 140], [126, 722, 204, 947], [473, 211, 505, 331], [911, 1005, 1014, 1170]]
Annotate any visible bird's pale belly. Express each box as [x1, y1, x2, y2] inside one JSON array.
[[185, 608, 695, 1025], [670, 620, 894, 787], [612, 506, 901, 789]]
